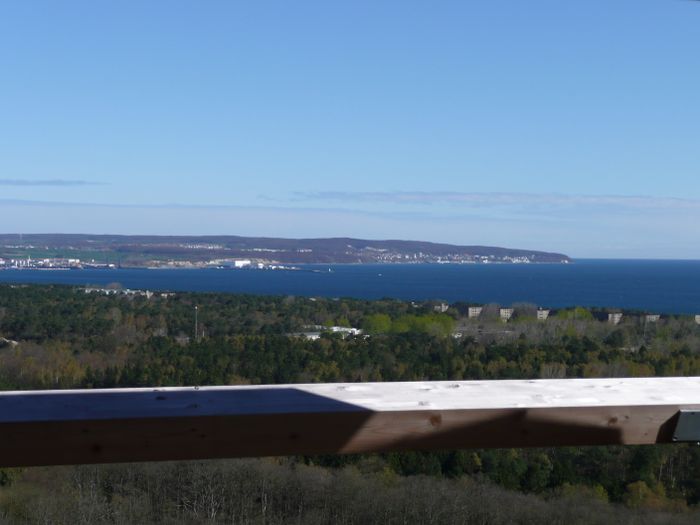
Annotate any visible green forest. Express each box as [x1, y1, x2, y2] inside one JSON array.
[[1, 284, 700, 523]]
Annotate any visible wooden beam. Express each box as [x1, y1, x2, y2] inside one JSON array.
[[1, 377, 700, 467]]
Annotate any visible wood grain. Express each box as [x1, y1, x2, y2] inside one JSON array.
[[1, 377, 699, 467]]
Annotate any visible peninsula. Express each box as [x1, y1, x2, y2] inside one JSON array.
[[0, 234, 570, 269]]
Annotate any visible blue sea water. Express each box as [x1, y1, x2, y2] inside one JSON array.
[[0, 260, 699, 314]]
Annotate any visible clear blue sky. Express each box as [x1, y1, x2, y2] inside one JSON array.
[[1, 1, 699, 258]]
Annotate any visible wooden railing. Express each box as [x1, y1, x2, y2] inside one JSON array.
[[1, 377, 699, 467]]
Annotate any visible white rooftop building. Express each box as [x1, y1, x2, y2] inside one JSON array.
[[537, 309, 550, 321], [329, 326, 363, 336], [468, 307, 483, 319]]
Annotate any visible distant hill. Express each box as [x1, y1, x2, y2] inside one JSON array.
[[0, 234, 571, 265]]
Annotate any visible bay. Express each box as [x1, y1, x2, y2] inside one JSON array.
[[0, 259, 699, 314]]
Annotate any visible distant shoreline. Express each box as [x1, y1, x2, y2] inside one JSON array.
[[0, 260, 573, 271], [0, 233, 571, 267]]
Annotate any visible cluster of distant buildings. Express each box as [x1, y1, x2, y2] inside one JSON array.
[[466, 306, 698, 325], [83, 287, 175, 299], [144, 258, 301, 271], [291, 325, 364, 341], [0, 257, 115, 270], [178, 243, 225, 250], [353, 250, 543, 265], [286, 306, 700, 343], [208, 259, 302, 271], [213, 259, 254, 268], [466, 306, 547, 322]]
